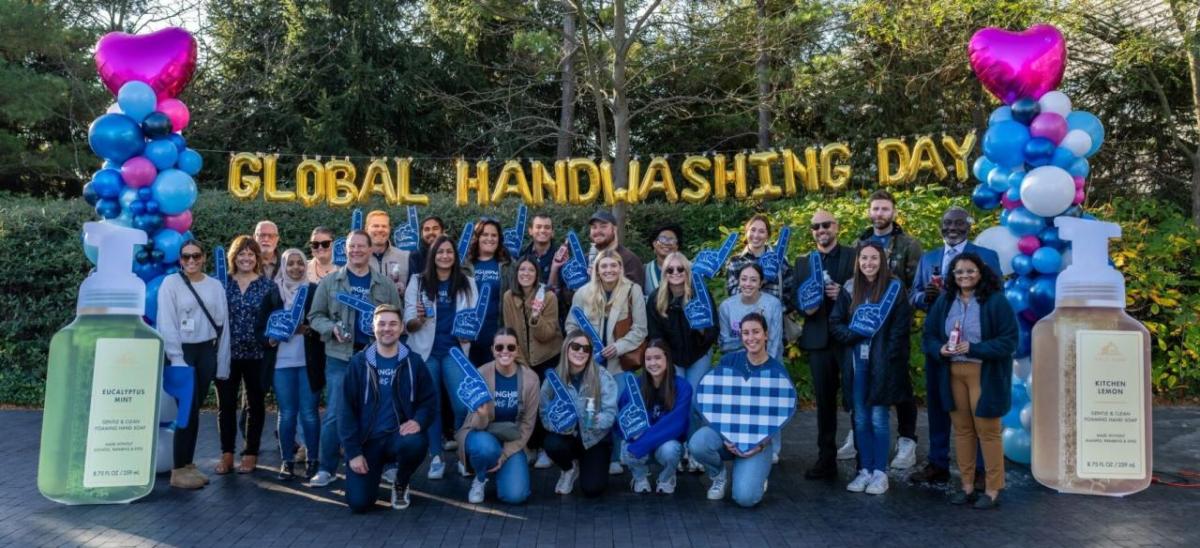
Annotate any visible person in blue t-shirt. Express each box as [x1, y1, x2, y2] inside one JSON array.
[[462, 218, 516, 366]]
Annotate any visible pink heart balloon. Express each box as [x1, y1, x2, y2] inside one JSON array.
[[968, 24, 1066, 105], [95, 27, 198, 99]]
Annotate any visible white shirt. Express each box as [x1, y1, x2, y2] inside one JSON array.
[[275, 335, 306, 368], [156, 273, 232, 378], [941, 242, 968, 276]]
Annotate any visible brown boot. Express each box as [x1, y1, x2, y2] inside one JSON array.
[[237, 454, 258, 474], [185, 463, 210, 484], [170, 467, 205, 489], [215, 452, 235, 475]]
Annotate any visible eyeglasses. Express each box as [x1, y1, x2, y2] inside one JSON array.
[[568, 342, 592, 353], [493, 343, 518, 353], [309, 240, 333, 249], [810, 221, 835, 231], [953, 269, 979, 276], [256, 233, 279, 240], [180, 252, 204, 262], [664, 266, 686, 275], [655, 236, 678, 246]]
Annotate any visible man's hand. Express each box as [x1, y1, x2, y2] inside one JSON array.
[[924, 283, 940, 304], [824, 282, 840, 299], [349, 455, 368, 474]]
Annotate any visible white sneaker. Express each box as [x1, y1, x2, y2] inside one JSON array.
[[457, 460, 470, 478], [391, 482, 410, 509], [427, 456, 445, 480], [837, 430, 857, 460], [555, 462, 579, 495], [381, 467, 397, 484], [656, 474, 677, 494], [608, 462, 624, 475], [631, 476, 651, 494], [890, 437, 917, 470], [687, 456, 705, 473], [468, 477, 487, 503], [534, 450, 553, 469], [865, 470, 889, 495], [308, 470, 334, 487], [846, 469, 871, 492], [706, 470, 727, 500]]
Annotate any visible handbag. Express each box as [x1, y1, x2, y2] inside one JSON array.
[[614, 289, 647, 372], [485, 421, 522, 442]]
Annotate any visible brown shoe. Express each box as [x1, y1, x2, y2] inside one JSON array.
[[237, 454, 258, 474], [171, 467, 205, 489], [185, 463, 210, 484], [215, 452, 235, 475]]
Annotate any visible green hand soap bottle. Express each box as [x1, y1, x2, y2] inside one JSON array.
[[38, 222, 163, 505]]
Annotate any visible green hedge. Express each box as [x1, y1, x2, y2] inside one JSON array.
[[3, 188, 1198, 406]]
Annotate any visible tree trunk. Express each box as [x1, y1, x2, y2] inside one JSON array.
[[557, 1, 578, 160], [611, 0, 630, 236], [755, 0, 771, 150]]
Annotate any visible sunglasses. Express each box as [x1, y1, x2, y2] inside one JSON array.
[[664, 266, 686, 275], [180, 252, 204, 262], [810, 221, 835, 231], [493, 343, 518, 353], [309, 240, 333, 249], [568, 342, 592, 353]]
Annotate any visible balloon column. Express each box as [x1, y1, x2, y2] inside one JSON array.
[[81, 27, 201, 326], [968, 24, 1104, 465]]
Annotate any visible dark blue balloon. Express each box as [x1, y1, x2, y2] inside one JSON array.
[[1051, 146, 1077, 168], [90, 168, 124, 199], [135, 249, 150, 263], [129, 200, 147, 215], [987, 167, 1011, 192], [1039, 227, 1064, 250], [141, 112, 173, 139], [144, 213, 164, 233], [144, 139, 179, 170], [168, 133, 187, 152], [177, 148, 203, 175], [1061, 205, 1084, 218], [983, 120, 1031, 168], [150, 248, 165, 263], [165, 265, 180, 275], [1012, 253, 1034, 276], [82, 182, 100, 206], [137, 187, 154, 201], [1024, 137, 1056, 160], [1011, 98, 1040, 124], [145, 199, 160, 214], [132, 214, 154, 232], [1068, 157, 1090, 178], [134, 260, 164, 282], [972, 156, 997, 182], [1005, 287, 1030, 313], [972, 185, 1001, 210], [1014, 274, 1034, 292], [1006, 207, 1046, 237], [1030, 274, 1058, 316], [1016, 316, 1033, 359], [152, 229, 185, 263], [1032, 247, 1063, 274], [88, 113, 145, 163], [95, 198, 121, 219]]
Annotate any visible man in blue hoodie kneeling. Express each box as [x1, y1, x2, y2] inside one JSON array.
[[339, 304, 434, 512]]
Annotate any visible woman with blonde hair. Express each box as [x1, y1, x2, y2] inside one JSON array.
[[564, 249, 647, 374], [539, 330, 618, 497]]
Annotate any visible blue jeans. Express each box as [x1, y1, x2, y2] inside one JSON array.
[[687, 426, 773, 507], [621, 439, 683, 483], [464, 431, 530, 504], [679, 352, 712, 437], [344, 433, 428, 513], [274, 366, 319, 462], [853, 351, 891, 473], [318, 356, 349, 474], [425, 353, 470, 457]]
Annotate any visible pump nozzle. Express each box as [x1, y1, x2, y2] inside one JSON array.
[[1054, 217, 1124, 307], [79, 221, 149, 314]]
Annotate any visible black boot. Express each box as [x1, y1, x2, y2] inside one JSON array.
[[278, 461, 295, 481]]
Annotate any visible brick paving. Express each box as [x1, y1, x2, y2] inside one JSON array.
[[2, 407, 1198, 547]]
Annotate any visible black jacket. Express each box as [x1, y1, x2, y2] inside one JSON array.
[[338, 344, 435, 460], [922, 291, 1018, 418], [830, 277, 913, 406], [789, 243, 857, 351], [645, 292, 718, 366], [257, 282, 327, 392]]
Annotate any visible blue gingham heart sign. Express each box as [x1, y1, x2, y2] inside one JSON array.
[[696, 365, 797, 453]]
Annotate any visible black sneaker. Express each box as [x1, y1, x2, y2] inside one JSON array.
[[910, 463, 950, 484], [305, 460, 320, 480], [974, 474, 987, 492], [804, 461, 838, 480], [278, 461, 295, 481], [972, 492, 999, 510], [391, 482, 411, 510], [948, 489, 978, 505]]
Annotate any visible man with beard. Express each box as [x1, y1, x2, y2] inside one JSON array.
[[907, 206, 1001, 484], [851, 189, 922, 470], [365, 210, 411, 298], [406, 216, 446, 277], [567, 210, 645, 288]]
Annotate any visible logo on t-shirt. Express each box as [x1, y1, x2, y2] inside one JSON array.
[[495, 388, 519, 410], [377, 366, 397, 387]]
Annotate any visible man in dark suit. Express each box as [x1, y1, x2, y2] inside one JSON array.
[[908, 206, 1002, 484], [791, 210, 857, 480]]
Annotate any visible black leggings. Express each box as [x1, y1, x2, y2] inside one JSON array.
[[173, 340, 218, 467], [543, 432, 612, 497], [216, 358, 268, 455]]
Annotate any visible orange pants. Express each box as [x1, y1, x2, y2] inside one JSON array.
[[949, 362, 1005, 492]]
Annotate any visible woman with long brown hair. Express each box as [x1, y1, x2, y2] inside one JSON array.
[[618, 339, 692, 494]]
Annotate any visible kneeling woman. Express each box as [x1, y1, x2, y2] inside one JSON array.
[[455, 328, 541, 504], [540, 331, 618, 497], [620, 339, 692, 494], [688, 313, 785, 507]]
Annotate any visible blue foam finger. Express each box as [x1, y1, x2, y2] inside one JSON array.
[[450, 347, 493, 411], [544, 369, 580, 433], [616, 372, 650, 441], [212, 246, 227, 288], [457, 221, 474, 264], [684, 274, 715, 330], [503, 204, 528, 257]]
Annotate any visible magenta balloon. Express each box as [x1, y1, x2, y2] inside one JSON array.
[[1073, 176, 1086, 190], [1074, 189, 1085, 205], [1029, 113, 1068, 144], [968, 25, 1067, 104], [1000, 193, 1021, 210], [156, 98, 190, 132], [121, 156, 158, 188], [163, 210, 193, 233], [1017, 235, 1041, 255], [94, 27, 198, 99]]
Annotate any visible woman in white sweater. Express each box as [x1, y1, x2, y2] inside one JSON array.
[[156, 239, 231, 489]]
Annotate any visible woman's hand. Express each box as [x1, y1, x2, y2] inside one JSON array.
[[600, 344, 619, 359]]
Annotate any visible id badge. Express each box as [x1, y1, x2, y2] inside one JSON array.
[[181, 318, 196, 334], [858, 342, 870, 361]]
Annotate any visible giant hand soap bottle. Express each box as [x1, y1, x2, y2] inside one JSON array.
[[38, 222, 163, 504], [1031, 217, 1152, 496]]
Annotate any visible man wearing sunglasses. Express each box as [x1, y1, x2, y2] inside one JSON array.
[[365, 210, 412, 298], [907, 206, 1001, 485], [790, 211, 856, 480]]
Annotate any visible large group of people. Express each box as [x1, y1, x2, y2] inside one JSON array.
[[156, 189, 1018, 512]]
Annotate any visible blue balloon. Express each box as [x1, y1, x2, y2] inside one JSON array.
[[82, 182, 100, 206], [1030, 274, 1058, 317], [1068, 157, 1090, 178], [88, 113, 145, 163], [1005, 287, 1030, 313], [119, 188, 139, 210], [103, 160, 120, 170], [1012, 253, 1034, 276], [972, 156, 996, 182], [1032, 247, 1063, 274], [1003, 427, 1032, 464], [1002, 404, 1024, 429], [129, 200, 147, 215], [137, 187, 153, 201], [181, 230, 195, 243], [144, 139, 179, 170], [168, 133, 187, 152], [153, 228, 186, 263], [987, 166, 1011, 192], [1014, 274, 1034, 292], [1006, 207, 1046, 237], [1051, 146, 1077, 169], [1039, 227, 1064, 250], [134, 259, 164, 282], [117, 81, 156, 122], [90, 168, 124, 199], [145, 199, 160, 215], [1062, 205, 1084, 218], [1066, 111, 1105, 156], [151, 169, 197, 215], [165, 266, 180, 275], [983, 120, 1031, 168], [177, 148, 203, 175], [972, 185, 1001, 210], [95, 198, 121, 219], [144, 274, 167, 326], [141, 112, 173, 139], [1011, 98, 1040, 125], [1016, 316, 1033, 358], [988, 106, 1013, 125], [999, 208, 1011, 226], [1024, 137, 1055, 159], [113, 208, 134, 228], [1006, 183, 1022, 202], [1007, 170, 1026, 189]]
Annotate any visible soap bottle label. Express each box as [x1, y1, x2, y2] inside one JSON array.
[[83, 338, 161, 488], [1075, 330, 1145, 479]]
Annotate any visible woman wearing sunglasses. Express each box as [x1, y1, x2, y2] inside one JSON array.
[[156, 239, 231, 489], [502, 257, 563, 468], [540, 331, 618, 497], [306, 227, 337, 283], [454, 328, 540, 504], [922, 253, 1016, 509]]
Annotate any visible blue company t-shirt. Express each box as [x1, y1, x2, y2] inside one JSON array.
[[432, 279, 457, 357], [347, 270, 372, 345], [473, 259, 502, 343], [371, 354, 400, 437], [493, 368, 520, 423]]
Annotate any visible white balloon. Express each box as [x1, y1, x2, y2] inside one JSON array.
[[975, 226, 1020, 276], [1060, 129, 1092, 158], [1037, 91, 1072, 117], [1021, 166, 1076, 217], [1020, 401, 1033, 430]]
